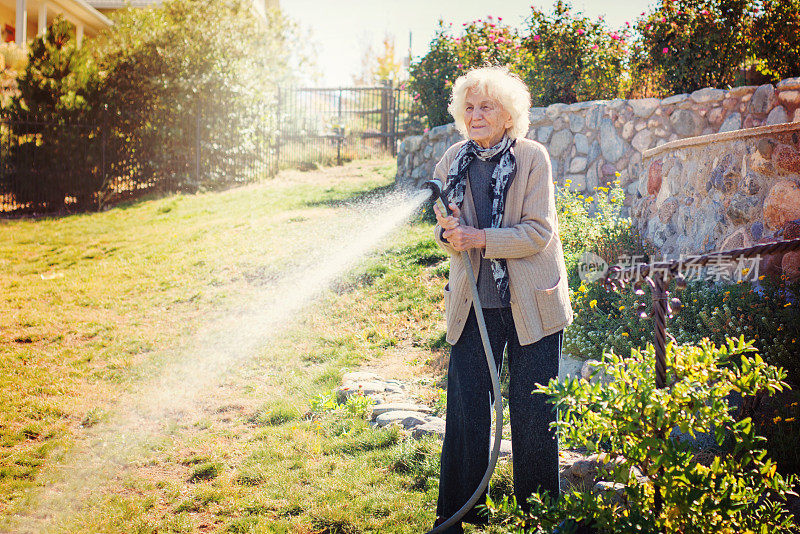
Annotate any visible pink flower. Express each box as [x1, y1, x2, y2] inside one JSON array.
[[498, 17, 502, 21], [677, 10, 683, 15], [577, 28, 585, 35], [434, 69, 439, 73], [661, 16, 666, 22], [700, 9, 709, 15], [487, 15, 493, 20], [662, 47, 669, 54], [477, 45, 488, 51], [647, 24, 653, 30], [533, 34, 541, 42], [591, 44, 599, 50]]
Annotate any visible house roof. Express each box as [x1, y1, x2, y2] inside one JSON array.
[[85, 0, 163, 8]]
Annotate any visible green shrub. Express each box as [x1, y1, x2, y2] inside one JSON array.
[[408, 17, 526, 128], [90, 0, 308, 192], [522, 1, 630, 105], [488, 337, 798, 532], [2, 16, 102, 209], [633, 0, 753, 94], [749, 0, 800, 81]]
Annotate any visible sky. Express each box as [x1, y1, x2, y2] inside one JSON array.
[[281, 0, 658, 86]]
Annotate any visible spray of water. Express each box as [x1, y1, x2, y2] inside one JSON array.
[[8, 187, 431, 533]]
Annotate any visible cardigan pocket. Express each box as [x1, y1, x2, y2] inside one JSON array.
[[534, 275, 570, 330]]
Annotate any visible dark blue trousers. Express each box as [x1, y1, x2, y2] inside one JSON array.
[[436, 307, 562, 529]]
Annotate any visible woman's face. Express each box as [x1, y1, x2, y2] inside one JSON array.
[[464, 89, 513, 149]]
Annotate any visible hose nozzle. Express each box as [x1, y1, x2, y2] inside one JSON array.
[[422, 179, 451, 216]]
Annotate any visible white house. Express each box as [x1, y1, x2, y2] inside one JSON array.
[[0, 0, 112, 47]]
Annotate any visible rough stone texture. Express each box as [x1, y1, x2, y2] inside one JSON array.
[[371, 403, 432, 417], [574, 133, 589, 154], [600, 118, 626, 162], [549, 129, 573, 157], [764, 180, 800, 229], [412, 418, 446, 439], [719, 112, 742, 133], [691, 87, 725, 104], [396, 77, 800, 223], [537, 125, 553, 143], [750, 84, 776, 115], [670, 109, 704, 137], [375, 410, 431, 429], [569, 157, 588, 173], [766, 106, 789, 125], [635, 123, 800, 286], [630, 98, 660, 118], [631, 129, 654, 152]]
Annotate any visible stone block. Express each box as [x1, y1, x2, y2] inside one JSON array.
[[599, 118, 626, 162], [718, 112, 741, 133], [749, 84, 776, 115], [766, 106, 789, 126], [690, 87, 725, 104]]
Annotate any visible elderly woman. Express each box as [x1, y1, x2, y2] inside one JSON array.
[[431, 67, 574, 532]]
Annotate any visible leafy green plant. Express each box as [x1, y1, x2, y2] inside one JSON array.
[[488, 337, 798, 532], [408, 17, 526, 128], [2, 16, 103, 209], [749, 0, 800, 81], [522, 1, 630, 105], [633, 0, 753, 94]]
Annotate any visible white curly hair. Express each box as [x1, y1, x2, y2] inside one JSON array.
[[447, 66, 531, 141]]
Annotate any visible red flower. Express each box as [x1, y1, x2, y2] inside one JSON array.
[[533, 34, 541, 42]]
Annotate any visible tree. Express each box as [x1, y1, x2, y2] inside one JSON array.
[[88, 0, 311, 190], [522, 1, 630, 105], [749, 0, 800, 81], [353, 33, 405, 86], [634, 0, 754, 94]]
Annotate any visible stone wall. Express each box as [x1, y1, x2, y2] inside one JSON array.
[[634, 122, 800, 281], [396, 78, 800, 220]]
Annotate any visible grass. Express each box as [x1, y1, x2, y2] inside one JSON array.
[[0, 158, 491, 533]]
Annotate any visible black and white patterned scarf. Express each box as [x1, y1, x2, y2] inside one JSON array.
[[444, 136, 516, 302]]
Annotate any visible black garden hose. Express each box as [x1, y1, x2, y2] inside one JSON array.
[[422, 180, 504, 534]]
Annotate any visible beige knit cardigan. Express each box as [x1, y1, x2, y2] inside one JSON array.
[[433, 137, 574, 346]]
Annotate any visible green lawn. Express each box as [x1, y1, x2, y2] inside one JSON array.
[[0, 160, 490, 533]]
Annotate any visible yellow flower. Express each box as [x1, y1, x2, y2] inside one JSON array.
[[785, 303, 792, 307], [759, 275, 765, 280], [786, 417, 796, 423], [585, 196, 594, 202], [621, 332, 629, 337], [619, 305, 625, 311], [578, 195, 584, 199], [590, 299, 598, 309], [579, 282, 588, 293], [741, 268, 750, 275]]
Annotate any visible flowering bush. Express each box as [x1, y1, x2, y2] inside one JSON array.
[[408, 18, 526, 128], [522, 1, 630, 105], [749, 0, 800, 81], [487, 338, 798, 533], [634, 0, 753, 94]]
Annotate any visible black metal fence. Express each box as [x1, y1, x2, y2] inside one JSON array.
[[276, 84, 419, 169], [0, 84, 419, 216]]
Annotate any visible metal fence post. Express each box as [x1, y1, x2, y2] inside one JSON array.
[[337, 87, 343, 166], [195, 108, 201, 187], [276, 87, 281, 175], [100, 105, 108, 210]]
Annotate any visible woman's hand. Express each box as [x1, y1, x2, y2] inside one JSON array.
[[443, 225, 486, 251], [433, 202, 461, 230], [434, 202, 486, 251]]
